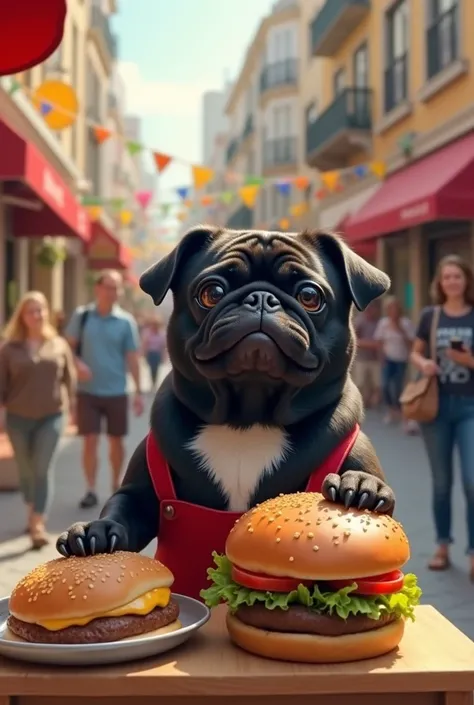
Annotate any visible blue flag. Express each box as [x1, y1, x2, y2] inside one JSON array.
[[176, 186, 190, 201]]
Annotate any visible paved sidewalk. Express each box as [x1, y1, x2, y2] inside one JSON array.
[[1, 388, 473, 640]]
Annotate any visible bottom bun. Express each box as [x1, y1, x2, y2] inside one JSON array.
[[226, 613, 405, 663]]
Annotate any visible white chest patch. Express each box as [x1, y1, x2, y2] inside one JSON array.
[[187, 425, 291, 511]]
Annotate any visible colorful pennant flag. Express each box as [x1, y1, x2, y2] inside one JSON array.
[[176, 186, 190, 201], [119, 210, 133, 226], [94, 126, 112, 144], [161, 203, 171, 217], [8, 78, 20, 95], [192, 165, 214, 190], [238, 185, 260, 208], [289, 202, 309, 218], [40, 101, 53, 116], [135, 190, 153, 209], [370, 161, 387, 179], [176, 211, 187, 222], [153, 152, 172, 174], [279, 218, 290, 231], [315, 188, 328, 200], [86, 206, 102, 221], [184, 198, 193, 209], [110, 197, 125, 210], [353, 164, 368, 178], [293, 176, 310, 191], [201, 195, 214, 207], [276, 181, 291, 196], [82, 196, 102, 206], [321, 171, 340, 191], [220, 191, 234, 205], [126, 141, 143, 156], [245, 176, 265, 186]]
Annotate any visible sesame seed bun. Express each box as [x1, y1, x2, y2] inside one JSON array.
[[9, 552, 174, 624], [225, 493, 410, 580], [226, 613, 405, 663]]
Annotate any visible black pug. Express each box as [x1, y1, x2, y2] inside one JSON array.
[[57, 226, 394, 599]]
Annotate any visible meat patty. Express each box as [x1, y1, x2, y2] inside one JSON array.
[[7, 599, 180, 644], [235, 604, 397, 637]]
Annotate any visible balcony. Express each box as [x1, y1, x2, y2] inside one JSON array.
[[242, 114, 254, 141], [226, 204, 253, 229], [263, 137, 298, 169], [310, 0, 370, 57], [226, 138, 239, 164], [306, 88, 372, 171], [89, 6, 118, 67], [260, 59, 298, 96]]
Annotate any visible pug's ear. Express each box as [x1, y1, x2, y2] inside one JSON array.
[[139, 225, 220, 305], [304, 230, 390, 311]]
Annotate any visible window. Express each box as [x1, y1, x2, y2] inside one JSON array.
[[384, 0, 408, 113], [427, 0, 458, 79], [333, 68, 346, 97], [353, 42, 369, 88]]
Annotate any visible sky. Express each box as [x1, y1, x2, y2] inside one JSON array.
[[112, 0, 274, 217]]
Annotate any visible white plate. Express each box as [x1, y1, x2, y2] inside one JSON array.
[[0, 593, 210, 666]]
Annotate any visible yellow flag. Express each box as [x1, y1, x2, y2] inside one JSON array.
[[239, 185, 260, 208], [177, 211, 187, 222], [321, 171, 340, 191], [279, 218, 290, 231], [192, 165, 214, 190], [371, 161, 387, 179], [119, 209, 133, 226], [184, 199, 193, 209], [86, 206, 102, 221], [289, 202, 309, 218]]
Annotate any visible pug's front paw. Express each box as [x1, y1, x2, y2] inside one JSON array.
[[321, 471, 395, 514]]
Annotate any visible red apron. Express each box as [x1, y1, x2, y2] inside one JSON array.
[[146, 424, 360, 601]]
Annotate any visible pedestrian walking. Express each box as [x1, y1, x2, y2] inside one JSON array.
[[353, 301, 382, 408], [141, 316, 167, 390], [374, 296, 416, 431], [411, 255, 474, 577], [65, 269, 144, 509], [0, 291, 76, 548]]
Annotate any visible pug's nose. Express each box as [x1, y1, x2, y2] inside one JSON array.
[[243, 291, 281, 313]]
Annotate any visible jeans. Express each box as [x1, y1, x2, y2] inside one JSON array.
[[381, 359, 407, 408], [420, 394, 474, 553], [145, 351, 162, 386], [5, 412, 64, 514]]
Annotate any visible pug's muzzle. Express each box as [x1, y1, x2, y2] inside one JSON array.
[[191, 285, 322, 385]]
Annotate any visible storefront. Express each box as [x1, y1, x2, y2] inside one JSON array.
[[86, 219, 131, 287], [345, 131, 474, 320], [0, 119, 90, 326]]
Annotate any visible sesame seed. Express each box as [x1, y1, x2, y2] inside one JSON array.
[[248, 527, 254, 533], [307, 532, 314, 538], [293, 532, 301, 539], [312, 545, 319, 551], [276, 537, 281, 543], [289, 556, 294, 562]]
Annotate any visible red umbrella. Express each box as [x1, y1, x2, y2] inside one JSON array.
[[0, 1, 67, 76]]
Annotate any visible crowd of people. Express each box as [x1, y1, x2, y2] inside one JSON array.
[[1, 256, 474, 579]]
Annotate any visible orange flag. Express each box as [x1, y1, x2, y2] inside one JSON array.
[[192, 165, 214, 190], [293, 176, 310, 191], [93, 127, 111, 144], [153, 152, 172, 173], [201, 195, 214, 207]]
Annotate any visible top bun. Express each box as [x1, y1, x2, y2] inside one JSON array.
[[225, 493, 410, 580], [9, 551, 174, 624]]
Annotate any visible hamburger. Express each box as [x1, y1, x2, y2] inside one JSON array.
[[201, 492, 421, 663], [7, 551, 181, 644]]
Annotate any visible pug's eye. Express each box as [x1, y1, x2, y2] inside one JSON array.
[[197, 282, 226, 309], [296, 284, 325, 313]]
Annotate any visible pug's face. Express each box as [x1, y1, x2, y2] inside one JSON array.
[[140, 227, 389, 425]]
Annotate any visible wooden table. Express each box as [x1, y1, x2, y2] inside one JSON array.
[[0, 605, 473, 705]]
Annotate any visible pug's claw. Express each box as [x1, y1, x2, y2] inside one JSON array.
[[328, 486, 337, 502], [344, 489, 355, 508], [90, 536, 97, 555], [58, 544, 69, 558], [75, 537, 86, 556], [375, 498, 386, 512], [109, 534, 118, 552], [357, 492, 370, 510]]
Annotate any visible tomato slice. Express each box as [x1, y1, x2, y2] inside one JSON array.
[[231, 565, 312, 593], [326, 570, 404, 596]]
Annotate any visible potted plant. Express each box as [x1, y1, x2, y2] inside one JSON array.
[[35, 237, 67, 268]]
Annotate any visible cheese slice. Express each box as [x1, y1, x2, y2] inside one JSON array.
[[37, 587, 171, 631]]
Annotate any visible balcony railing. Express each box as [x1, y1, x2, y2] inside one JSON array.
[[226, 204, 253, 229], [427, 4, 459, 80], [310, 0, 370, 57], [226, 138, 239, 164], [263, 137, 297, 167], [384, 53, 408, 113], [306, 88, 372, 160], [260, 59, 298, 94], [91, 6, 118, 60], [242, 114, 254, 140]]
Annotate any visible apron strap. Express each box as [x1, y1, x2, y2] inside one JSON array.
[[306, 424, 360, 492], [146, 432, 177, 500]]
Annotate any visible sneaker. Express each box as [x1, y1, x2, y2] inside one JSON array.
[[79, 491, 98, 509]]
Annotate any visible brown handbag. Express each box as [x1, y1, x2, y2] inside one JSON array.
[[399, 306, 441, 422]]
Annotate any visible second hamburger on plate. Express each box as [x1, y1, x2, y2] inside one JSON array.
[[7, 552, 181, 644], [201, 492, 421, 663]]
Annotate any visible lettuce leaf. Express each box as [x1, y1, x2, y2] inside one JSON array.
[[200, 552, 422, 622]]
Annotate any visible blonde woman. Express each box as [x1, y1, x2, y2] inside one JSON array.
[[0, 292, 76, 548]]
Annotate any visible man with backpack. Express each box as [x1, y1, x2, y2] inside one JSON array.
[[65, 269, 144, 509]]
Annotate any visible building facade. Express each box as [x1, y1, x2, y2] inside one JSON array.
[[307, 0, 474, 319]]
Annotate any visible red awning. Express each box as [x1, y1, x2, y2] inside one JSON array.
[[0, 120, 90, 242], [87, 220, 131, 271], [345, 132, 474, 242], [331, 214, 376, 260]]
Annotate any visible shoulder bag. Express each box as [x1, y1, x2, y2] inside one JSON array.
[[399, 306, 441, 423]]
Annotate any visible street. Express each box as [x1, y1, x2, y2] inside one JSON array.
[[1, 371, 473, 642]]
